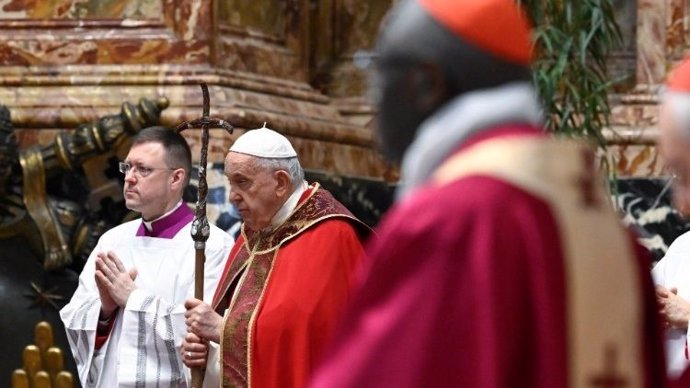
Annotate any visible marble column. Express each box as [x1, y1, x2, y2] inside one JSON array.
[[637, 0, 667, 86]]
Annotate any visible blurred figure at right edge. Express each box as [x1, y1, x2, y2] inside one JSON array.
[[653, 58, 690, 383]]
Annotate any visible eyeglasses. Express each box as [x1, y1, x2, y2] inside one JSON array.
[[119, 162, 174, 178]]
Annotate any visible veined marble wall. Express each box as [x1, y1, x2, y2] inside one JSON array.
[[2, 0, 395, 180], [607, 0, 690, 178], [2, 0, 684, 178]]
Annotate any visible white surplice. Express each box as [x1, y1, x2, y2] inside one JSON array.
[[60, 219, 233, 388], [652, 230, 690, 379]]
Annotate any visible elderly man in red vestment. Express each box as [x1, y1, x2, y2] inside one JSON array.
[[309, 0, 667, 387], [180, 126, 370, 388]]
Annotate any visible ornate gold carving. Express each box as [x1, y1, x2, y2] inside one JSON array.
[[34, 371, 51, 388], [11, 369, 29, 388], [22, 345, 42, 384], [34, 322, 54, 355], [55, 372, 74, 388], [4, 96, 169, 270], [49, 97, 170, 173], [12, 322, 74, 388], [19, 148, 71, 270]]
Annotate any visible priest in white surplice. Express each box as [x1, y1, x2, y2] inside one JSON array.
[[60, 127, 233, 388]]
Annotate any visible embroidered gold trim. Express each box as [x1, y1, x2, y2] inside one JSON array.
[[245, 249, 279, 388]]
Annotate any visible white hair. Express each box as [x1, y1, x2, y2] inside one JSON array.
[[254, 156, 304, 188], [660, 89, 690, 137]]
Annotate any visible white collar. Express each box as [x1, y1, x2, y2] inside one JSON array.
[[142, 200, 183, 232], [265, 180, 308, 231], [397, 82, 543, 199]]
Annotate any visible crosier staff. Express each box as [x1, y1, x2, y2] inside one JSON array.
[[176, 83, 234, 388]]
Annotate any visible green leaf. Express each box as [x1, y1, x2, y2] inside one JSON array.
[[523, 0, 622, 157]]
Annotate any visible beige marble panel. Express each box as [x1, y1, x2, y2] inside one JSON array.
[[606, 144, 665, 177], [217, 0, 286, 39], [214, 35, 302, 80], [316, 0, 391, 98], [336, 1, 391, 55], [0, 0, 163, 19], [667, 0, 687, 59], [637, 0, 667, 85], [0, 0, 211, 66], [606, 89, 663, 177]]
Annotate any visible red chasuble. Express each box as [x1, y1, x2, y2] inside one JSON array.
[[211, 184, 369, 388], [309, 127, 666, 388]]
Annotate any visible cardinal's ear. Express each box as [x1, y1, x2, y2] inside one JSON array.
[[407, 62, 449, 115]]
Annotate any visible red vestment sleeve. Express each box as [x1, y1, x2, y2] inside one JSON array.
[[629, 235, 668, 387], [249, 218, 366, 388], [94, 309, 118, 350], [212, 235, 245, 308]]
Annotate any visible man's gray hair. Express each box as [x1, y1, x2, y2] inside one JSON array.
[[254, 156, 304, 188], [661, 89, 690, 138]]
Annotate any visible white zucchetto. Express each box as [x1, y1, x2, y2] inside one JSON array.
[[229, 124, 297, 158]]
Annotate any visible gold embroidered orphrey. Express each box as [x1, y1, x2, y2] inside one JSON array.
[[433, 136, 641, 388]]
